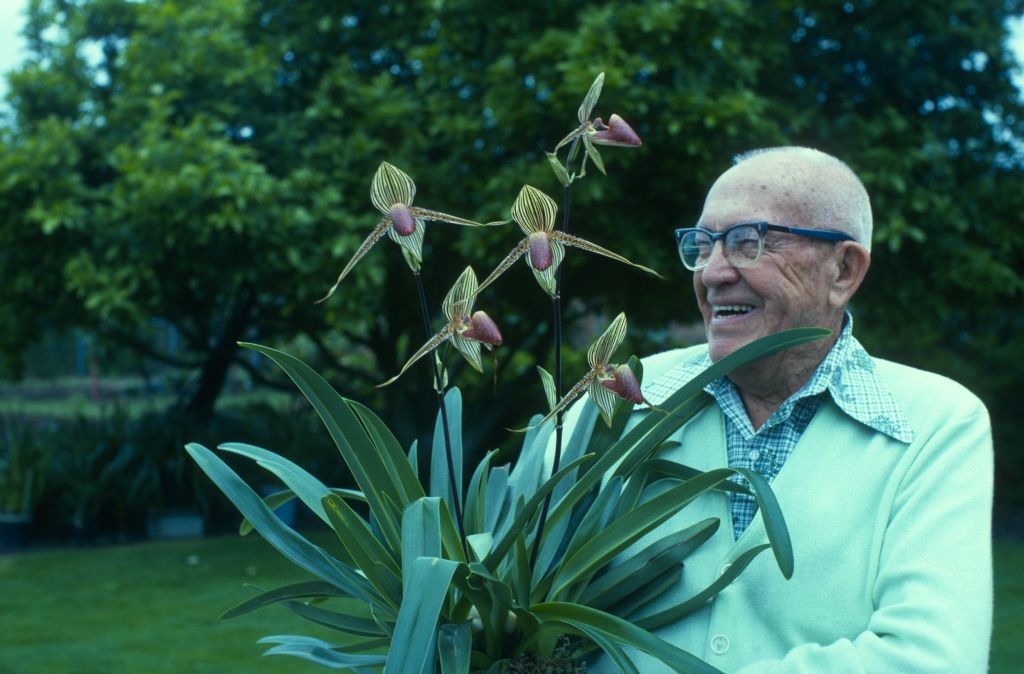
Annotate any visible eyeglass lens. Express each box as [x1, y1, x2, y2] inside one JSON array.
[[679, 224, 764, 270]]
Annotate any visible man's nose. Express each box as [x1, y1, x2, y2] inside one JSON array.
[[698, 240, 739, 286]]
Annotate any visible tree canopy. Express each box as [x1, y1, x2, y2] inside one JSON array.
[[2, 0, 1022, 496]]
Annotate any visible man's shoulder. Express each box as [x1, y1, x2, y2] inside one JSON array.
[[870, 357, 988, 423], [638, 344, 708, 373], [636, 344, 710, 405]]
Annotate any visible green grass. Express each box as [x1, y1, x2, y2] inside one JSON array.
[[993, 539, 1024, 674], [0, 533, 340, 674], [1, 535, 1021, 673]]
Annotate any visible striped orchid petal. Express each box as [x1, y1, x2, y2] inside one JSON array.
[[370, 162, 416, 215], [511, 185, 557, 235], [587, 313, 628, 368]]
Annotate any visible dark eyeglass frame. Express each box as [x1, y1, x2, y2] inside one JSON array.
[[673, 220, 856, 271]]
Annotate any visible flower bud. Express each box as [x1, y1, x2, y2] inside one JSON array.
[[389, 203, 417, 236], [527, 231, 554, 271], [460, 311, 503, 345], [591, 114, 641, 147], [599, 364, 643, 403]]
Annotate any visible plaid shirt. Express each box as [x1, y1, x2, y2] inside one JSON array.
[[641, 315, 914, 538]]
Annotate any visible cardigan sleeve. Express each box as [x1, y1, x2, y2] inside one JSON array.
[[735, 402, 994, 674]]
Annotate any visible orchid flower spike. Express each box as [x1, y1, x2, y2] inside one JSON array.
[[317, 162, 508, 303], [378, 266, 503, 388], [549, 72, 642, 183], [476, 185, 663, 298]]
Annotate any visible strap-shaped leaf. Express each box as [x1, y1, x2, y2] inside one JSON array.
[[547, 469, 736, 600], [185, 443, 383, 607], [635, 544, 771, 631], [348, 400, 426, 506], [438, 622, 472, 674], [577, 72, 605, 124], [464, 449, 496, 535], [733, 467, 793, 578], [322, 493, 402, 597], [218, 442, 334, 527], [259, 635, 387, 670], [430, 388, 464, 512], [580, 518, 719, 610], [401, 498, 444, 583], [383, 557, 460, 674], [283, 600, 389, 636], [370, 161, 417, 214], [443, 266, 479, 321], [587, 312, 628, 367], [511, 185, 557, 235], [544, 328, 831, 532], [554, 231, 664, 280], [220, 580, 348, 620], [239, 343, 405, 552], [531, 602, 724, 674]]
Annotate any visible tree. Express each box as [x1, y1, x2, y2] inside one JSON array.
[[2, 0, 1022, 498]]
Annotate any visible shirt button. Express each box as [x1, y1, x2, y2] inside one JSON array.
[[748, 449, 761, 461], [710, 634, 730, 654]]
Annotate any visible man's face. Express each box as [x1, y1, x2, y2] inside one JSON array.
[[693, 171, 842, 362]]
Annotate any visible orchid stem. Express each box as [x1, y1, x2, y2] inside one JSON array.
[[413, 270, 469, 555], [529, 139, 578, 571]]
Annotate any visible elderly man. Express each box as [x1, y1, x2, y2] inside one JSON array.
[[574, 147, 993, 673]]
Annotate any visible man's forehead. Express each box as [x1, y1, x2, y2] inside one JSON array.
[[700, 159, 824, 226]]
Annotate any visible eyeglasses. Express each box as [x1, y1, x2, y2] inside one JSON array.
[[673, 221, 855, 271]]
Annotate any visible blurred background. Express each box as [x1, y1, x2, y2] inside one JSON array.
[[0, 0, 1022, 672]]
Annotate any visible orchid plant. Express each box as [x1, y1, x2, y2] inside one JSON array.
[[187, 73, 822, 673]]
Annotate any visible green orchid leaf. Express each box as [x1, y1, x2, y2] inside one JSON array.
[[322, 493, 402, 600], [531, 602, 724, 674], [545, 328, 831, 531], [464, 449, 495, 535], [635, 544, 771, 631], [438, 622, 472, 674], [238, 343, 406, 553], [587, 312, 628, 368], [511, 184, 557, 235], [282, 600, 389, 637], [733, 467, 793, 578], [430, 388, 464, 517], [370, 161, 417, 214], [578, 72, 605, 124], [219, 581, 348, 621], [401, 498, 443, 584], [184, 443, 384, 609], [348, 400, 426, 506], [383, 557, 460, 674], [259, 635, 387, 669], [580, 517, 719, 610]]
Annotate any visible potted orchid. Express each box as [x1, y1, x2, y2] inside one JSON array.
[[187, 73, 823, 672]]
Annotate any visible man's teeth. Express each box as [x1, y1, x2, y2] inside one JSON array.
[[714, 305, 754, 317]]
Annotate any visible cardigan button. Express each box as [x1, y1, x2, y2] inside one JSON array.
[[710, 634, 730, 654]]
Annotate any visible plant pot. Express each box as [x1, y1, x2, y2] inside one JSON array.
[[0, 511, 33, 552], [147, 510, 205, 540]]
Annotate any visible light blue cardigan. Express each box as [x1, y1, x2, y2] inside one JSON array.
[[570, 346, 993, 673]]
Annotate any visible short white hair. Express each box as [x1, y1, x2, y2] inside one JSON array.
[[732, 146, 873, 251]]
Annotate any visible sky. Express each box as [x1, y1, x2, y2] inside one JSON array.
[[0, 1, 1022, 101]]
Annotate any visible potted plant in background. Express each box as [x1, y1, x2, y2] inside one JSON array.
[[188, 73, 824, 672]]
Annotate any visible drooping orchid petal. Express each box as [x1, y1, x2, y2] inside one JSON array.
[[319, 162, 510, 303], [598, 364, 643, 403], [460, 311, 503, 345]]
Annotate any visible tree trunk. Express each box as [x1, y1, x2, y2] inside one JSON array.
[[183, 297, 253, 426]]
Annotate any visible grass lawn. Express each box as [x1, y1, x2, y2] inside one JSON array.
[[2, 534, 1022, 673]]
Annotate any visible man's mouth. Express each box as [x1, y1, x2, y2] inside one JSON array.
[[712, 304, 755, 319]]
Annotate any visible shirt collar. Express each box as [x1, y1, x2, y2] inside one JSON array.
[[640, 314, 914, 444]]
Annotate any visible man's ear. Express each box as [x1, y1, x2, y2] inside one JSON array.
[[829, 242, 870, 309]]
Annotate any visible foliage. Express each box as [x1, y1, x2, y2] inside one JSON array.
[[0, 414, 52, 516], [2, 1, 1022, 491], [187, 327, 824, 672]]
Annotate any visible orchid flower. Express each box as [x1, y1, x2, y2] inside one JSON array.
[[547, 72, 642, 184], [317, 162, 507, 303], [378, 266, 502, 388], [524, 313, 647, 429], [476, 185, 662, 298]]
